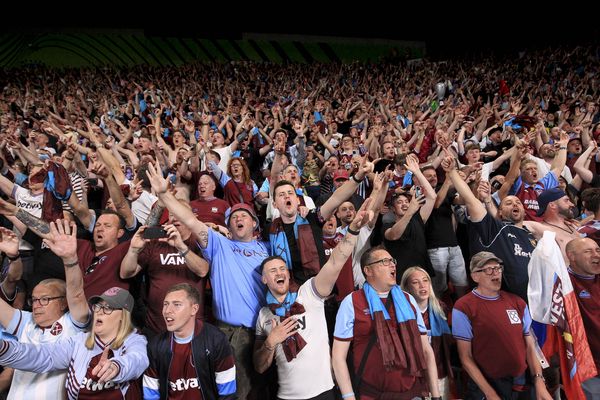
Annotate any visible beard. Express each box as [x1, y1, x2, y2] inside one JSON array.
[[558, 206, 577, 220]]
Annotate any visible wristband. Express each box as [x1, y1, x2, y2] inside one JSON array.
[[6, 252, 20, 261], [351, 175, 362, 183], [179, 247, 190, 257], [431, 397, 442, 400], [347, 227, 360, 236], [559, 146, 567, 150], [63, 259, 79, 268], [341, 393, 355, 399]]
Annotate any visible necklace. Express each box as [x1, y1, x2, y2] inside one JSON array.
[[542, 220, 574, 235]]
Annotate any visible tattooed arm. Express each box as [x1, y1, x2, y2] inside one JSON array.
[[313, 198, 374, 298], [0, 198, 51, 240], [145, 162, 210, 248], [145, 200, 165, 227]]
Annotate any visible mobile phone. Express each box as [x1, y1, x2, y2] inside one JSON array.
[[125, 166, 134, 181], [87, 178, 98, 186], [142, 227, 169, 239], [415, 186, 423, 198]]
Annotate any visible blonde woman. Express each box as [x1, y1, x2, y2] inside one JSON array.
[[0, 220, 148, 399], [401, 266, 454, 399]]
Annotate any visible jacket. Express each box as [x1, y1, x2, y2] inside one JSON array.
[[0, 331, 148, 400], [143, 320, 236, 400]]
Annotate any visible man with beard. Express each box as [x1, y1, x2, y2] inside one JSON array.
[[442, 155, 537, 301], [526, 188, 579, 261]]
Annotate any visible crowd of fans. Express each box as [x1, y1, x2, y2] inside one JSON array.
[[0, 43, 599, 399]]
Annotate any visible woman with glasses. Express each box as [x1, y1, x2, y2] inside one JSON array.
[[401, 267, 454, 399], [0, 286, 148, 399], [451, 252, 552, 400]]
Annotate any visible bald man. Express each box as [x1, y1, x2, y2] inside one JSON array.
[[565, 238, 600, 399]]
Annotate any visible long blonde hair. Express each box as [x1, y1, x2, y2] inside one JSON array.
[[400, 266, 446, 321], [85, 309, 134, 350]]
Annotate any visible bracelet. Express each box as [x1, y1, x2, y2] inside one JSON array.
[[63, 259, 79, 268], [559, 146, 567, 150], [532, 373, 546, 382], [65, 156, 74, 161], [6, 252, 20, 261], [179, 247, 190, 257], [341, 393, 355, 399], [347, 227, 360, 236], [431, 397, 442, 400], [351, 175, 362, 183]]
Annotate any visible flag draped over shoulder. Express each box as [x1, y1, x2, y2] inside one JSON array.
[[528, 231, 597, 400]]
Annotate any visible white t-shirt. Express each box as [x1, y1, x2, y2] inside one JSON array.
[[255, 278, 334, 399], [12, 185, 43, 251], [131, 190, 158, 225], [5, 310, 88, 400], [12, 185, 43, 218]]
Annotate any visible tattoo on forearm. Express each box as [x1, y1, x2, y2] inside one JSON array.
[[16, 209, 50, 234], [146, 204, 165, 227], [199, 231, 208, 248]]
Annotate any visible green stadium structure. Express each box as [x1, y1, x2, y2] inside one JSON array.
[[0, 32, 425, 67]]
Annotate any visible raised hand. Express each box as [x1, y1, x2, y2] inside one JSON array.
[[404, 153, 421, 174], [160, 223, 186, 251], [349, 197, 374, 232], [129, 226, 149, 253], [0, 227, 19, 257], [42, 219, 78, 261], [146, 162, 168, 194]]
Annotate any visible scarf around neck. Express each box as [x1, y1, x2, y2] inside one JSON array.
[[362, 282, 427, 373], [266, 290, 307, 362]]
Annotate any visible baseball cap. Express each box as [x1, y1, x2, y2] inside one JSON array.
[[469, 251, 503, 272], [536, 188, 567, 216], [225, 203, 259, 229], [333, 169, 350, 181], [89, 287, 134, 313]]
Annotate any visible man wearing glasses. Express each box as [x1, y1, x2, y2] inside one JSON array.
[[452, 251, 551, 400], [0, 219, 90, 400], [332, 246, 441, 400]]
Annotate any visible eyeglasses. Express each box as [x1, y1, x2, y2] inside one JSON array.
[[92, 303, 118, 315], [473, 265, 504, 275], [28, 296, 65, 307], [85, 257, 101, 275], [367, 258, 397, 267]]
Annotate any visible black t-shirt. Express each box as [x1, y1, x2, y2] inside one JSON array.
[[383, 213, 433, 280], [468, 213, 536, 301], [425, 188, 458, 248], [274, 211, 327, 286], [282, 222, 305, 284]]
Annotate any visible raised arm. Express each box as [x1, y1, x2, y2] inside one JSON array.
[[314, 199, 373, 297], [404, 154, 436, 223], [320, 154, 372, 219], [0, 228, 22, 307], [161, 224, 209, 278], [549, 131, 569, 179], [146, 162, 210, 248], [0, 198, 51, 240], [573, 140, 597, 184], [120, 227, 148, 279], [91, 161, 135, 228], [441, 153, 487, 222], [41, 220, 90, 325]]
